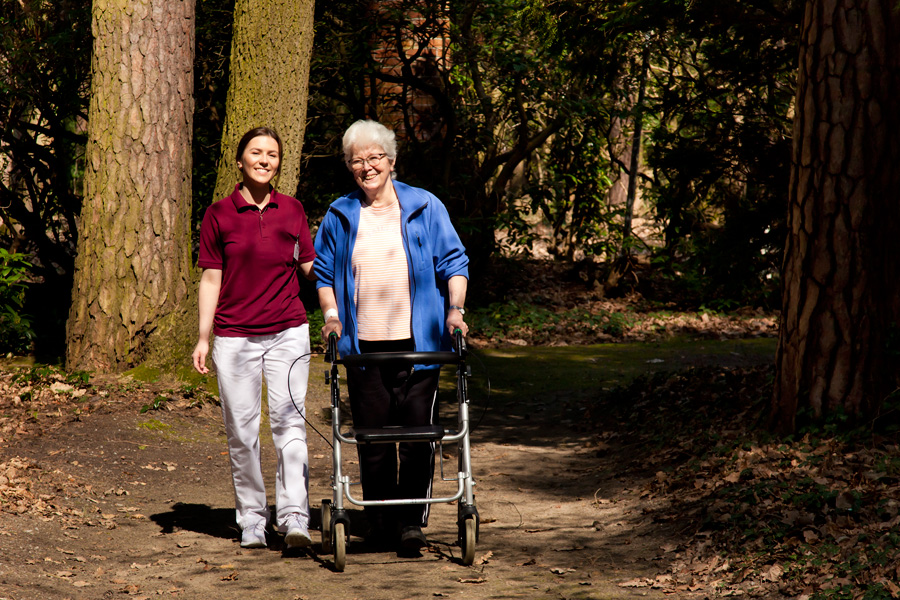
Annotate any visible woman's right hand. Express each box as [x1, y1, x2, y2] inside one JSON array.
[[322, 318, 342, 342], [192, 339, 210, 374]]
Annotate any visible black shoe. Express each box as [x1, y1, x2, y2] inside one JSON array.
[[399, 525, 427, 550]]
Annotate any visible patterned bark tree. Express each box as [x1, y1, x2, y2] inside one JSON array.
[[772, 0, 900, 432], [211, 0, 316, 201], [65, 0, 195, 371]]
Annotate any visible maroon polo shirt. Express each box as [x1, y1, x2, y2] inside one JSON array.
[[198, 184, 316, 337]]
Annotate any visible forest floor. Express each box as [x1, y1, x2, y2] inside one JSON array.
[[0, 261, 897, 600]]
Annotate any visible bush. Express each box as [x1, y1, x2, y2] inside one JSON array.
[[0, 249, 35, 354]]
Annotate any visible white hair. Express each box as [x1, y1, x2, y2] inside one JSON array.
[[342, 120, 398, 162]]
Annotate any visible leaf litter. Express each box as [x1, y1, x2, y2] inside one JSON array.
[[587, 364, 900, 599]]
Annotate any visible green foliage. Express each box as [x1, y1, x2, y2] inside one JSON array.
[[298, 0, 797, 309], [12, 364, 57, 386], [140, 395, 170, 414], [0, 249, 34, 353], [0, 0, 90, 359], [178, 381, 218, 408], [0, 0, 90, 281], [636, 1, 797, 308], [302, 0, 605, 261]]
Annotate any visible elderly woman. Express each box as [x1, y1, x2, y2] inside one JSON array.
[[314, 119, 469, 552]]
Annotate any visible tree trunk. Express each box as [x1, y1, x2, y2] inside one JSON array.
[[211, 0, 316, 202], [772, 0, 900, 433], [605, 45, 650, 293], [65, 0, 195, 372], [620, 44, 650, 256]]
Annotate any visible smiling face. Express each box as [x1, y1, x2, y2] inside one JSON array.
[[348, 144, 394, 199], [237, 135, 281, 188]]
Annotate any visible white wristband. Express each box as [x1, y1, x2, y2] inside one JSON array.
[[324, 308, 339, 321]]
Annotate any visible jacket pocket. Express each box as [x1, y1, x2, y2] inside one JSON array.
[[410, 231, 431, 272]]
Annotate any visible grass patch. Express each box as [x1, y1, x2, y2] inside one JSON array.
[[127, 364, 162, 383], [137, 419, 171, 431], [462, 336, 775, 403]]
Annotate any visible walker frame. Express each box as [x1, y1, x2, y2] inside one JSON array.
[[319, 331, 479, 571]]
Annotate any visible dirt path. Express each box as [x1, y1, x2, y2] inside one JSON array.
[[0, 346, 734, 600]]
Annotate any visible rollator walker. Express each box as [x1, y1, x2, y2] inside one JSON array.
[[320, 331, 479, 571]]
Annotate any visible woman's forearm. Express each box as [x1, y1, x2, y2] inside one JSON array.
[[447, 275, 467, 309], [197, 268, 222, 341]]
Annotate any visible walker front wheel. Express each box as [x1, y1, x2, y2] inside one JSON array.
[[320, 500, 333, 554], [460, 515, 477, 565], [333, 522, 347, 572]]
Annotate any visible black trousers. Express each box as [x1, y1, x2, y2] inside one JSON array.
[[346, 339, 440, 528]]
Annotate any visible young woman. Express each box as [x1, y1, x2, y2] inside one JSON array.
[[315, 120, 469, 551], [192, 127, 316, 550]]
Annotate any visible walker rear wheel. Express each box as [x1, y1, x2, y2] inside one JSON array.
[[333, 522, 347, 572], [320, 501, 333, 554], [460, 515, 476, 565]]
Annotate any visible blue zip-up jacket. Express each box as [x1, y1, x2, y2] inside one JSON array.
[[314, 181, 469, 368]]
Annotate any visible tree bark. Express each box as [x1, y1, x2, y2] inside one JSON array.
[[65, 0, 195, 372], [211, 0, 316, 202], [772, 0, 900, 433]]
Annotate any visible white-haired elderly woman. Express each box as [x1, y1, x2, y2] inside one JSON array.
[[314, 119, 469, 552]]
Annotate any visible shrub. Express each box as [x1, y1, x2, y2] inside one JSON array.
[[0, 249, 35, 354]]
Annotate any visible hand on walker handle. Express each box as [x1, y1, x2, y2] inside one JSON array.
[[322, 317, 342, 342], [446, 311, 467, 338]]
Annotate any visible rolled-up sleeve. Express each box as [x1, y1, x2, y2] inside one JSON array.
[[430, 200, 469, 281]]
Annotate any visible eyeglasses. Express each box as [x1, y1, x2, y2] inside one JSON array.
[[348, 153, 387, 169]]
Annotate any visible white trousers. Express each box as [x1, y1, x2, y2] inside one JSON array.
[[212, 324, 310, 531]]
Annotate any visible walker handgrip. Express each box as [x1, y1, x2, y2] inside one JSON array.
[[454, 328, 467, 358], [325, 332, 338, 363]]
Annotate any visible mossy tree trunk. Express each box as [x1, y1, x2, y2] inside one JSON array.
[[772, 0, 900, 433], [211, 0, 316, 201], [65, 0, 195, 372]]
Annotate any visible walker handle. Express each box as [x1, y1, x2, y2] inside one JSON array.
[[325, 332, 338, 363], [454, 328, 467, 358]]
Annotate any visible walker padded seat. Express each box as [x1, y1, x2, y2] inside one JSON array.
[[354, 424, 445, 444]]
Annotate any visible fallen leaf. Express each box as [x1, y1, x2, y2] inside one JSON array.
[[835, 491, 855, 510], [761, 563, 783, 582]]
